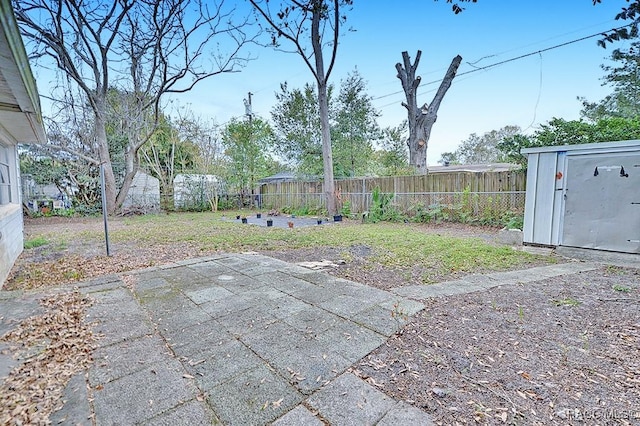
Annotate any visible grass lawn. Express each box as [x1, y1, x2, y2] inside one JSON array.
[[13, 211, 552, 290]]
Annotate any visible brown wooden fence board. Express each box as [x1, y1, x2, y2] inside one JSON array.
[[258, 171, 527, 216]]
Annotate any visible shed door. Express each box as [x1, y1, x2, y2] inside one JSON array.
[[562, 152, 640, 253]]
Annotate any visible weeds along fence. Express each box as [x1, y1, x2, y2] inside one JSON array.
[[258, 171, 526, 220]]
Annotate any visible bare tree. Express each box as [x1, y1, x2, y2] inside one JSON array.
[[248, 0, 352, 215], [15, 0, 254, 213], [396, 51, 462, 174]]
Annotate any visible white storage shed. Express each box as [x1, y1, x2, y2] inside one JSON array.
[[522, 140, 640, 254]]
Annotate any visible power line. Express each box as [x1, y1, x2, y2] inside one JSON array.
[[372, 23, 632, 105]]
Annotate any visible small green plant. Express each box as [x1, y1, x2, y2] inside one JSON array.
[[552, 297, 581, 307], [612, 284, 631, 293], [581, 331, 590, 351], [517, 305, 525, 321], [605, 265, 626, 275], [391, 301, 409, 322], [504, 214, 524, 230], [341, 200, 352, 217], [24, 236, 49, 249]]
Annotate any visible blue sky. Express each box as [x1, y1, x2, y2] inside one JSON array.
[[185, 0, 629, 165], [30, 1, 630, 166]]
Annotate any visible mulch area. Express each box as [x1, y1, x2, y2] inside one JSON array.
[[355, 266, 640, 425]]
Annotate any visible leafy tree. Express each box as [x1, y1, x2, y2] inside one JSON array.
[[581, 40, 640, 121], [271, 72, 381, 178], [440, 125, 521, 165], [332, 70, 380, 177], [222, 117, 280, 199], [271, 83, 326, 176], [249, 0, 353, 215], [497, 117, 640, 167], [139, 115, 199, 211], [374, 122, 413, 176]]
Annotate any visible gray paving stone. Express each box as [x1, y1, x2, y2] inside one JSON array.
[[133, 277, 171, 295], [316, 320, 387, 362], [241, 285, 289, 302], [84, 286, 132, 305], [89, 334, 171, 386], [265, 339, 353, 394], [290, 285, 336, 305], [156, 266, 209, 286], [216, 304, 279, 337], [239, 320, 309, 356], [49, 372, 92, 426], [242, 264, 279, 276], [74, 273, 121, 289], [268, 274, 318, 295], [272, 405, 323, 425], [206, 364, 303, 426], [185, 260, 235, 277], [377, 298, 424, 317], [351, 304, 408, 337], [184, 286, 234, 305], [186, 339, 263, 391], [306, 372, 396, 426], [392, 280, 484, 299], [319, 294, 376, 318], [199, 294, 255, 318], [216, 274, 266, 294], [265, 297, 314, 320], [89, 311, 154, 348], [141, 399, 221, 425], [376, 401, 435, 425], [215, 256, 256, 270], [0, 289, 24, 300], [0, 342, 17, 381], [93, 359, 198, 425], [281, 305, 340, 334], [154, 306, 212, 334], [162, 319, 231, 358]]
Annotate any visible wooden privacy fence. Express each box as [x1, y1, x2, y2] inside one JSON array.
[[258, 171, 526, 215]]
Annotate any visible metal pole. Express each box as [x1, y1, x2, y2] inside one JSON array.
[[100, 163, 111, 256]]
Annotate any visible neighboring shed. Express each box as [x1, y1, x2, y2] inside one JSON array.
[[122, 171, 160, 209], [173, 173, 219, 209], [0, 3, 46, 285], [522, 140, 640, 254]]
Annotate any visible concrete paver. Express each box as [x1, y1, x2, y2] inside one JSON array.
[[1, 252, 625, 425], [306, 372, 397, 425]]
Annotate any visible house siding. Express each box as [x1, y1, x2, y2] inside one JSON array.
[[0, 203, 23, 284]]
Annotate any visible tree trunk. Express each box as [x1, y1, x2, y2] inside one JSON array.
[[159, 181, 175, 212], [94, 115, 118, 214], [311, 3, 336, 216], [318, 80, 336, 215], [397, 51, 462, 175], [114, 142, 139, 212]]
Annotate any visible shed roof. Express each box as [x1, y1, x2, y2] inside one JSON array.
[[521, 140, 640, 155], [0, 2, 45, 145]]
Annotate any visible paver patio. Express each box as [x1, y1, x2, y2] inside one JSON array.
[[0, 251, 612, 425]]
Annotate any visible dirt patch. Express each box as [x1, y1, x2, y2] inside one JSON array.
[[356, 266, 640, 425]]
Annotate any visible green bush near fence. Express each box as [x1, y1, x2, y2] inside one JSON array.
[[405, 187, 524, 228]]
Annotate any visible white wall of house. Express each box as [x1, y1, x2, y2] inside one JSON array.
[[0, 3, 47, 286], [0, 142, 24, 284]]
